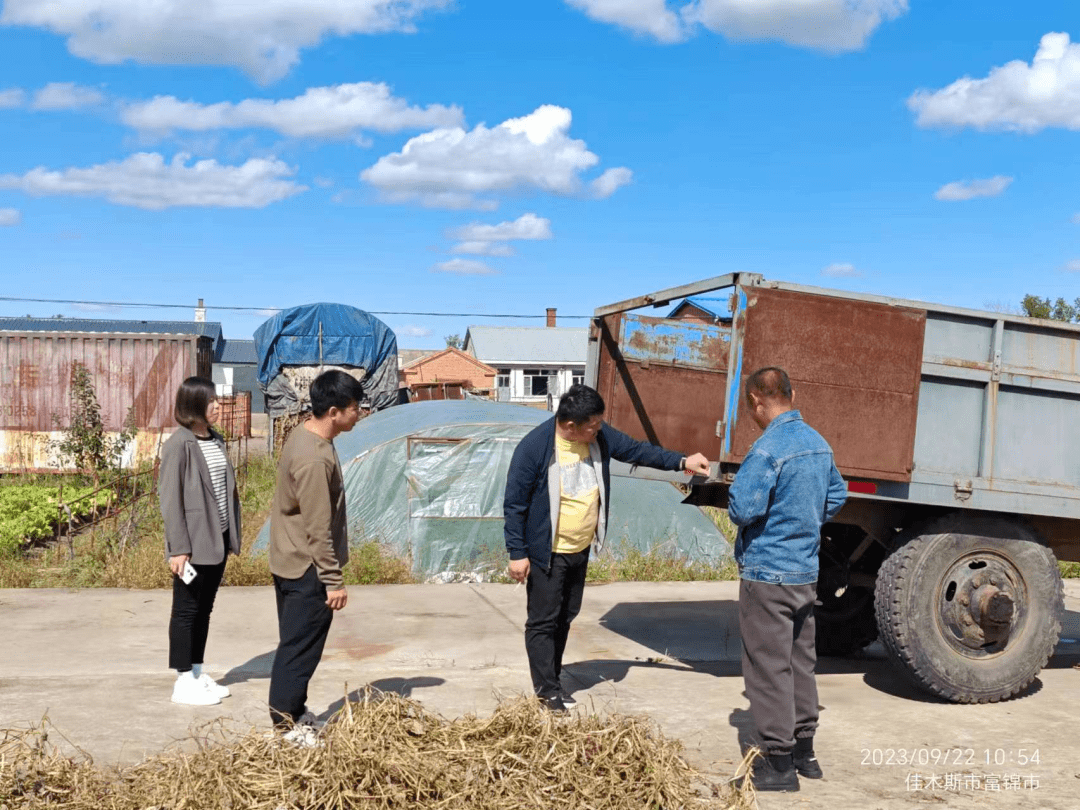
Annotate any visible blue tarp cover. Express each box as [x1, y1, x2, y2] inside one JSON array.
[[254, 303, 397, 387]]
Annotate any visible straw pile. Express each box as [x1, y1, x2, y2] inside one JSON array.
[[1, 691, 757, 809]]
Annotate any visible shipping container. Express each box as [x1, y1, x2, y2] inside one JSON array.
[[0, 331, 212, 470]]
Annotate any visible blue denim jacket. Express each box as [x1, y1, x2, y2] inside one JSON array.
[[728, 410, 847, 585]]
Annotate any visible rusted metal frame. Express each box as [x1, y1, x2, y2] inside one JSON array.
[[591, 273, 744, 318], [978, 320, 1005, 480], [924, 358, 1080, 396], [749, 277, 1080, 336], [597, 316, 662, 446], [720, 283, 749, 459], [584, 319, 602, 390]]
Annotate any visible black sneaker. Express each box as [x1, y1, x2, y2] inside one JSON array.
[[793, 737, 823, 779], [738, 753, 800, 792], [540, 694, 567, 713], [559, 689, 577, 708]]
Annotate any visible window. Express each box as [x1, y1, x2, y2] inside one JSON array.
[[571, 370, 585, 387], [496, 368, 511, 389], [524, 368, 556, 396]]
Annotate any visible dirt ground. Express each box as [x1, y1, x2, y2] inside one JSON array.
[[1, 579, 1078, 809]]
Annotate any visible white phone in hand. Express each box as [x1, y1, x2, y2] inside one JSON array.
[[181, 561, 197, 585]]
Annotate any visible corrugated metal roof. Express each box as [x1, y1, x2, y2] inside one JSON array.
[[217, 338, 258, 365], [666, 297, 731, 320], [464, 326, 587, 365], [0, 316, 224, 347]]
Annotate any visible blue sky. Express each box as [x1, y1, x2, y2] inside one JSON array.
[[1, 1, 1077, 347]]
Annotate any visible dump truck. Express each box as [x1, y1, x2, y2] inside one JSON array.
[[585, 272, 1078, 703]]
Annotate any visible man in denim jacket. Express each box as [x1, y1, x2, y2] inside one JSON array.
[[728, 367, 847, 792]]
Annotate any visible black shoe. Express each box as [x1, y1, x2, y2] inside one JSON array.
[[540, 694, 567, 713], [793, 737, 823, 779], [559, 689, 577, 708], [743, 753, 800, 792]]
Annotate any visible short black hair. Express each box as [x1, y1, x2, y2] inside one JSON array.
[[174, 376, 216, 429], [556, 383, 605, 424], [745, 367, 793, 403], [310, 369, 365, 417]]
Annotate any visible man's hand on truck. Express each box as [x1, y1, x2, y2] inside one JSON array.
[[682, 453, 711, 476]]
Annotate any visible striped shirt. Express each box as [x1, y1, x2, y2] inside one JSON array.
[[195, 435, 230, 531]]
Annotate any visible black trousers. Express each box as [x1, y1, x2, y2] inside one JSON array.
[[738, 579, 819, 754], [525, 548, 589, 698], [167, 531, 228, 672], [269, 565, 334, 727]]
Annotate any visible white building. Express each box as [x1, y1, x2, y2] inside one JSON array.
[[463, 320, 587, 410]]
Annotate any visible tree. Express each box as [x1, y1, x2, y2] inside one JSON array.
[[1020, 295, 1080, 323], [52, 362, 137, 479], [445, 333, 462, 349]]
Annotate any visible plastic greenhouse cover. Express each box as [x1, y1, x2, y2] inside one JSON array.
[[254, 401, 731, 578]]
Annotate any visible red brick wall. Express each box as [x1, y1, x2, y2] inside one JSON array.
[[401, 349, 496, 391]]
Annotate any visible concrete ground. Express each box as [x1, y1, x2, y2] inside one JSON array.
[[2, 580, 1078, 809]]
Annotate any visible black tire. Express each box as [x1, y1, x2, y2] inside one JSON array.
[[815, 571, 879, 656], [874, 514, 1064, 703]]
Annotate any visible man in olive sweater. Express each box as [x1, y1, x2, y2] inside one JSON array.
[[268, 370, 363, 735]]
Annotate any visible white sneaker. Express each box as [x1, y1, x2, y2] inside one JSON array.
[[171, 674, 221, 706], [281, 724, 322, 749], [198, 673, 230, 699]]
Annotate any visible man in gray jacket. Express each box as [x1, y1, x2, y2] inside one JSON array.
[[268, 370, 363, 744]]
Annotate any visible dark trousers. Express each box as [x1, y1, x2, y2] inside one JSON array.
[[525, 548, 589, 698], [269, 565, 334, 727], [167, 531, 228, 672], [738, 579, 819, 754]]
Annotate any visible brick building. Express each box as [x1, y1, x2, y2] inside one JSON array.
[[400, 347, 497, 393]]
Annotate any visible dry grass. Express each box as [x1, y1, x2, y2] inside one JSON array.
[[0, 692, 756, 809]]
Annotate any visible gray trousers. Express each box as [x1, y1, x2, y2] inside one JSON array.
[[738, 579, 819, 754]]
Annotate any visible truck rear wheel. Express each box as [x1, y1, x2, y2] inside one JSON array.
[[815, 567, 878, 656], [874, 515, 1063, 703]]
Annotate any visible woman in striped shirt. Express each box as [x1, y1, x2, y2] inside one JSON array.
[[158, 377, 242, 706]]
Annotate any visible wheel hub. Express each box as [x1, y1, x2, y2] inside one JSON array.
[[938, 555, 1023, 656]]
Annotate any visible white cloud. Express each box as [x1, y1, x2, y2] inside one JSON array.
[[933, 176, 1012, 202], [72, 302, 120, 312], [313, 176, 335, 188], [567, 0, 907, 52], [591, 166, 633, 198], [361, 105, 632, 209], [0, 88, 25, 108], [909, 33, 1080, 133], [1071, 212, 1080, 224], [566, 0, 687, 43], [31, 82, 104, 110], [0, 208, 22, 226], [0, 0, 454, 83], [821, 262, 860, 278], [451, 241, 516, 256], [449, 213, 553, 256], [1065, 260, 1080, 273], [398, 325, 433, 337], [121, 83, 463, 139], [0, 152, 306, 210], [432, 258, 499, 275], [451, 213, 553, 242]]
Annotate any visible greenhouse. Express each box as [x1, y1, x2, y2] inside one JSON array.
[[255, 400, 731, 578]]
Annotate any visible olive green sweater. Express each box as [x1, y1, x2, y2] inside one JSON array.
[[269, 423, 349, 588]]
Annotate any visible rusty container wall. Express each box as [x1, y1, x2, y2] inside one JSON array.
[[593, 312, 730, 459], [727, 286, 925, 482], [0, 332, 212, 432]]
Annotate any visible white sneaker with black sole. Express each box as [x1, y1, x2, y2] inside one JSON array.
[[171, 674, 221, 706]]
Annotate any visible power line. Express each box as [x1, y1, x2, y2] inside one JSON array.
[[0, 295, 593, 320]]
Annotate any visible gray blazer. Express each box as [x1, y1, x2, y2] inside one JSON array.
[[159, 426, 242, 564]]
